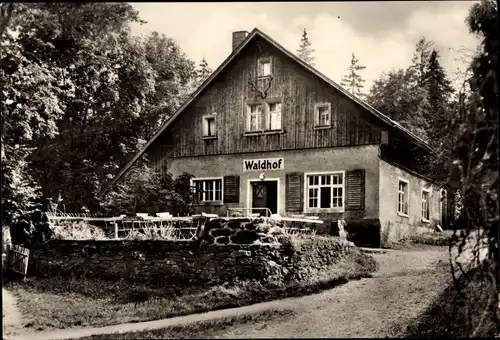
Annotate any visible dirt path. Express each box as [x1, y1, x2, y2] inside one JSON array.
[[208, 247, 451, 338], [7, 245, 467, 340], [3, 287, 24, 338]]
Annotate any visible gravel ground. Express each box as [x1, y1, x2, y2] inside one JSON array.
[[207, 247, 451, 338]]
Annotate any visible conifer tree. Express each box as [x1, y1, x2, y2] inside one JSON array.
[[340, 53, 367, 97], [297, 28, 315, 66]]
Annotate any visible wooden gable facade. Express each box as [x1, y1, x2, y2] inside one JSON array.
[[149, 35, 384, 165]]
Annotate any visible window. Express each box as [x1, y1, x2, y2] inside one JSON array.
[[192, 178, 223, 202], [315, 103, 331, 128], [258, 58, 272, 77], [421, 189, 430, 222], [305, 172, 344, 210], [247, 103, 263, 132], [398, 179, 409, 216], [202, 115, 217, 137], [267, 101, 282, 130]]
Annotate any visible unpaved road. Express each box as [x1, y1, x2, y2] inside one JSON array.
[[207, 246, 452, 338], [2, 288, 24, 338]]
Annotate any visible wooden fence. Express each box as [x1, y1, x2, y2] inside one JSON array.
[[6, 244, 30, 276]]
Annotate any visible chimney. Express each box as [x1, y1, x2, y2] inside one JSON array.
[[232, 31, 248, 51]]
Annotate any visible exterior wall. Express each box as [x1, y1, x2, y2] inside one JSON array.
[[378, 159, 441, 245], [149, 36, 382, 165], [167, 145, 380, 222]]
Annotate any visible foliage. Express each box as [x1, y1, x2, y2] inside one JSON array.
[[193, 57, 213, 89], [99, 164, 195, 216], [1, 3, 197, 218], [50, 221, 107, 240], [297, 28, 315, 66], [340, 53, 367, 97], [366, 68, 430, 140], [447, 0, 499, 335]]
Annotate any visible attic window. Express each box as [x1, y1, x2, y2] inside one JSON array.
[[314, 102, 331, 128], [202, 114, 217, 138], [258, 58, 272, 77]]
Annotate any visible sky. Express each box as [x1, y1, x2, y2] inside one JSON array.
[[129, 1, 482, 92]]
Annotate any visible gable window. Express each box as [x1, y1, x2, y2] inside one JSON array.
[[267, 101, 282, 130], [305, 172, 344, 211], [421, 189, 430, 222], [202, 115, 217, 138], [247, 103, 263, 132], [257, 58, 272, 77], [398, 179, 409, 216], [192, 178, 223, 202], [314, 103, 331, 128]]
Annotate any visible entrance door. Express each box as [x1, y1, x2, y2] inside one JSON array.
[[251, 181, 278, 216]]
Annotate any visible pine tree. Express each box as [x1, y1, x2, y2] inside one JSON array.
[[297, 28, 315, 66], [340, 53, 367, 97], [408, 37, 435, 86], [423, 49, 454, 142], [195, 57, 212, 88]]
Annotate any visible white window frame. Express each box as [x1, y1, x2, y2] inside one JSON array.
[[314, 102, 332, 129], [257, 57, 272, 77], [190, 177, 224, 203], [266, 100, 282, 131], [246, 102, 263, 132], [397, 178, 409, 217], [421, 188, 431, 223], [304, 171, 345, 213], [202, 114, 217, 138]]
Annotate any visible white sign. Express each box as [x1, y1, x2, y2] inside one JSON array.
[[243, 158, 284, 172]]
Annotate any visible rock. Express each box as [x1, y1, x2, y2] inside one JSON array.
[[269, 226, 285, 235], [230, 230, 260, 244], [256, 223, 270, 233], [243, 222, 256, 230], [231, 250, 252, 257], [210, 228, 232, 237], [214, 236, 230, 244], [225, 220, 243, 230]]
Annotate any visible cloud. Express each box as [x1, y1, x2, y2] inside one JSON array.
[[130, 2, 481, 92]]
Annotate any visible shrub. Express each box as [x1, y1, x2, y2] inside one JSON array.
[[50, 221, 107, 240]]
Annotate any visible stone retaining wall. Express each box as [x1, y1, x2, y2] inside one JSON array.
[[27, 236, 360, 288]]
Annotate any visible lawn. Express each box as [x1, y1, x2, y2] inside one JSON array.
[[71, 309, 297, 340], [4, 249, 377, 332]]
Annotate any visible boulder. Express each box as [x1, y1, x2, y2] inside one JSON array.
[[214, 236, 230, 245], [230, 230, 260, 244], [210, 228, 232, 237]]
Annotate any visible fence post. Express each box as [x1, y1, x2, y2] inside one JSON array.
[[114, 222, 118, 239]]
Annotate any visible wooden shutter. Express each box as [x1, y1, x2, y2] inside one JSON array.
[[346, 169, 365, 211], [286, 172, 303, 212], [223, 176, 240, 203]]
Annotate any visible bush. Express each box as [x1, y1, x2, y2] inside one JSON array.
[[50, 221, 107, 240]]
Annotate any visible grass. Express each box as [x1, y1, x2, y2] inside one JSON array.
[[385, 230, 455, 249], [71, 309, 297, 339], [4, 250, 376, 332], [403, 262, 498, 337]]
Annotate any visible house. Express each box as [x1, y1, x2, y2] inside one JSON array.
[[100, 28, 447, 247]]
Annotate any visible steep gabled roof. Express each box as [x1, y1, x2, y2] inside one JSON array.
[[98, 27, 432, 197]]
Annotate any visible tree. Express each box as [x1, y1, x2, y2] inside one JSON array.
[[423, 49, 455, 145], [408, 37, 435, 86], [194, 57, 212, 89], [99, 163, 195, 216], [2, 3, 196, 216], [297, 28, 315, 66], [447, 0, 499, 335], [340, 53, 367, 97], [366, 69, 430, 141]]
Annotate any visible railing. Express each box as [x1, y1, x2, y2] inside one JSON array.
[[226, 208, 272, 218]]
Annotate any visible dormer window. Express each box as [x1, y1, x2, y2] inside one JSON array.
[[314, 102, 331, 128], [257, 58, 272, 77], [202, 114, 217, 138]]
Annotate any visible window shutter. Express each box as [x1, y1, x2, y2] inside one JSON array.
[[346, 169, 365, 211], [223, 176, 240, 203], [286, 172, 303, 212]]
